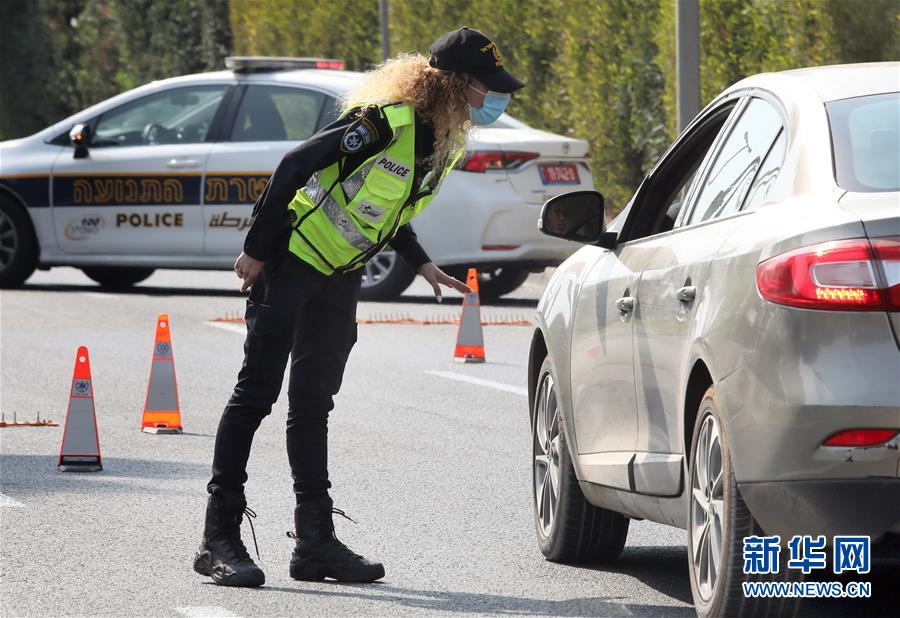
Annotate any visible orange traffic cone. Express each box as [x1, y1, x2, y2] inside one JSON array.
[[453, 268, 486, 363], [141, 313, 183, 434], [58, 346, 102, 472]]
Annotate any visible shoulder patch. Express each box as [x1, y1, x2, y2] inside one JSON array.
[[340, 110, 381, 154]]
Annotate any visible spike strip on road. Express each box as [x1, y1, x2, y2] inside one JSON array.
[[0, 420, 59, 428], [209, 315, 531, 326]]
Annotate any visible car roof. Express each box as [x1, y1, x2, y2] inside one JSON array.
[[157, 68, 366, 95], [725, 61, 900, 103], [30, 68, 366, 141]]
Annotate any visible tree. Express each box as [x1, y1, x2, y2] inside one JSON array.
[[0, 0, 87, 138], [823, 0, 899, 63], [114, 0, 234, 88], [553, 0, 669, 211], [229, 0, 379, 71], [2, 0, 897, 203], [699, 0, 836, 105]]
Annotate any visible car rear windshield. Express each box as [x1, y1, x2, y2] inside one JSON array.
[[826, 91, 900, 192]]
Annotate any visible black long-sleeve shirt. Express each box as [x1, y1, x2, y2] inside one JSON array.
[[243, 104, 435, 269]]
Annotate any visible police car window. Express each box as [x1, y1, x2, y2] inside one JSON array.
[[686, 98, 783, 225], [741, 129, 786, 212], [231, 86, 325, 142], [92, 85, 227, 147], [316, 96, 341, 131]]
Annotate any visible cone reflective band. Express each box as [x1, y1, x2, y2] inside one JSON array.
[[453, 268, 486, 363], [58, 346, 102, 472], [141, 313, 183, 433]]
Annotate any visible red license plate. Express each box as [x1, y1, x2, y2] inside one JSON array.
[[539, 163, 580, 185]]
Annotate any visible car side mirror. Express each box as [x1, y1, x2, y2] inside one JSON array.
[[69, 124, 92, 159], [538, 190, 617, 249]]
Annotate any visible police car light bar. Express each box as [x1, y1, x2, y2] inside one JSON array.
[[225, 56, 345, 73]]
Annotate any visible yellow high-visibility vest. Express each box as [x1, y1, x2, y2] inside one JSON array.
[[287, 102, 463, 275]]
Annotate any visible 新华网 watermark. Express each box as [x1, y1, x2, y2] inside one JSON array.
[[741, 535, 871, 599]]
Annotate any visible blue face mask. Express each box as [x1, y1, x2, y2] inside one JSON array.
[[468, 85, 511, 126]]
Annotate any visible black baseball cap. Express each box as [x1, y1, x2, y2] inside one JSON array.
[[429, 27, 525, 93]]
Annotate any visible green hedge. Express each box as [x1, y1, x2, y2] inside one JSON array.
[[2, 0, 897, 213], [229, 0, 898, 212]]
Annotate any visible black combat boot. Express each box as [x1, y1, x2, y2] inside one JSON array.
[[288, 497, 385, 583], [193, 493, 265, 587]]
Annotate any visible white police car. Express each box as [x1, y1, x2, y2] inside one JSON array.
[[0, 57, 593, 299]]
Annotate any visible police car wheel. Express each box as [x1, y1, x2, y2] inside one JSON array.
[[0, 195, 38, 289], [532, 357, 629, 563], [478, 267, 531, 301], [444, 266, 531, 302], [687, 387, 801, 618], [82, 266, 155, 289], [358, 250, 415, 301]]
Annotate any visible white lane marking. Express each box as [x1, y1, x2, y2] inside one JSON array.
[[206, 321, 246, 335], [425, 370, 527, 397], [208, 324, 529, 398], [176, 607, 242, 618], [81, 292, 113, 300], [0, 493, 24, 507]]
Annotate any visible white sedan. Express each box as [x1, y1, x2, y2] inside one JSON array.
[[0, 56, 593, 299]]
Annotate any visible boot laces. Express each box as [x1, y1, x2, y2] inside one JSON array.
[[286, 507, 360, 558], [220, 506, 260, 563], [242, 507, 261, 561], [328, 508, 363, 558], [330, 507, 357, 524]]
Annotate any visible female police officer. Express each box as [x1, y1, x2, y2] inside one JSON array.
[[193, 28, 524, 587]]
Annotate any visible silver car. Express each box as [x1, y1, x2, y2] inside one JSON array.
[[527, 62, 899, 616]]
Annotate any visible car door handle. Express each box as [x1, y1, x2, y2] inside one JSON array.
[[676, 286, 696, 302], [166, 158, 201, 169], [615, 296, 635, 314]]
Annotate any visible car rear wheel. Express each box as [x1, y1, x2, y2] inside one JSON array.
[[532, 357, 629, 563], [0, 195, 38, 288], [359, 250, 415, 301], [478, 267, 531, 300], [446, 266, 531, 301], [82, 266, 155, 289], [688, 387, 801, 617]]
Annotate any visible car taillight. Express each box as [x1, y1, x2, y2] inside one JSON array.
[[756, 237, 900, 311], [823, 428, 898, 447], [460, 151, 539, 173]]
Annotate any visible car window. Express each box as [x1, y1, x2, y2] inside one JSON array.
[[741, 129, 787, 212], [659, 156, 705, 233], [93, 85, 227, 147], [827, 92, 900, 192], [231, 85, 325, 142], [686, 98, 783, 225], [622, 101, 737, 243], [317, 96, 341, 131]]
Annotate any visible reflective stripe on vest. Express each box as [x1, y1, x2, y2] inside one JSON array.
[[287, 103, 462, 275], [305, 173, 375, 253]]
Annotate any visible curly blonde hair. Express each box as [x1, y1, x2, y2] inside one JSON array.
[[342, 53, 472, 169]]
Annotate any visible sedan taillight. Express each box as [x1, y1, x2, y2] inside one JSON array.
[[460, 151, 539, 173], [756, 237, 900, 311]]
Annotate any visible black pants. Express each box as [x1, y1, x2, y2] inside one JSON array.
[[207, 254, 362, 503]]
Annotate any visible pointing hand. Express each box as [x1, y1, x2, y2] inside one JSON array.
[[417, 262, 472, 302]]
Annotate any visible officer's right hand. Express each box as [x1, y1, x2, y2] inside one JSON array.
[[234, 252, 265, 293]]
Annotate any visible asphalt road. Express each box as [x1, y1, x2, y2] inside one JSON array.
[[1, 268, 897, 617]]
